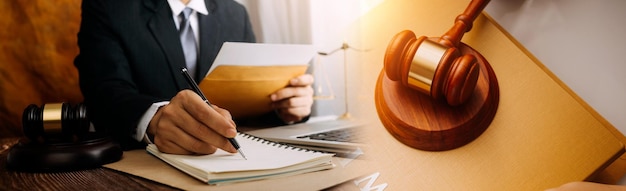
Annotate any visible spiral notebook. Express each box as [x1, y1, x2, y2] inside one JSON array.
[[146, 133, 335, 185]]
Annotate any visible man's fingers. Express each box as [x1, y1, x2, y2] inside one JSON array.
[[154, 140, 192, 155], [155, 118, 235, 154], [271, 86, 313, 101], [153, 121, 219, 155], [177, 94, 237, 153], [176, 90, 237, 138], [183, 116, 236, 153], [272, 96, 313, 109], [213, 105, 237, 130], [271, 74, 314, 101], [289, 74, 314, 86], [153, 90, 238, 154]]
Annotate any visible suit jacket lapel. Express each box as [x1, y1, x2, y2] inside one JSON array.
[[196, 0, 221, 81], [144, 0, 187, 88]]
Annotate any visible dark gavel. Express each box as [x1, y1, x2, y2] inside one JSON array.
[[384, 0, 490, 106], [22, 103, 90, 142], [8, 103, 122, 172]]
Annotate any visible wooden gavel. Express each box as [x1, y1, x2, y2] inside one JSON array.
[[384, 0, 490, 106]]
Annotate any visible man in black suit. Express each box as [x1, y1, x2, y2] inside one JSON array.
[[74, 0, 314, 155]]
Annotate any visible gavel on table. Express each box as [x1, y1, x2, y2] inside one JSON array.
[[375, 0, 498, 151]]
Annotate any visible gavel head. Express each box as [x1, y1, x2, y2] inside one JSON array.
[[384, 30, 480, 106], [22, 103, 90, 143]]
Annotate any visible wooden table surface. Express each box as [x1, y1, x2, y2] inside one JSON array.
[[1, 137, 356, 191], [0, 138, 179, 191]]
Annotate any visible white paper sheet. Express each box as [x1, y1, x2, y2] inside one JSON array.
[[207, 42, 318, 75]]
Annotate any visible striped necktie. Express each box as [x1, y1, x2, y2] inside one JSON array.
[[179, 7, 197, 77]]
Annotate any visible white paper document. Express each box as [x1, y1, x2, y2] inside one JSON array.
[[208, 42, 318, 75]]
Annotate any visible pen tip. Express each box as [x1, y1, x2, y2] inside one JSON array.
[[238, 149, 247, 160]]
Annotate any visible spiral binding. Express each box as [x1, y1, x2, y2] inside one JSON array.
[[238, 132, 324, 153]]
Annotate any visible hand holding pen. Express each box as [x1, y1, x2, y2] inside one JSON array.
[[144, 70, 244, 158], [181, 68, 246, 159]]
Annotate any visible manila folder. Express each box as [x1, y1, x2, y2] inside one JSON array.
[[198, 65, 308, 118]]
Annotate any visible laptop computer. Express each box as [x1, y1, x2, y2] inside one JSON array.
[[244, 116, 365, 155]]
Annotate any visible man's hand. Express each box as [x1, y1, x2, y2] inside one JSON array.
[[147, 90, 238, 155], [270, 74, 314, 123]]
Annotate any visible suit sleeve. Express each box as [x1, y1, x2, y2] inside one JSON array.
[[74, 0, 159, 149]]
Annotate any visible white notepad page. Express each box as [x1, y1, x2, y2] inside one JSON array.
[[146, 133, 334, 184]]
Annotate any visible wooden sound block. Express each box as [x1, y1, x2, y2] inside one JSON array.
[[375, 43, 499, 151]]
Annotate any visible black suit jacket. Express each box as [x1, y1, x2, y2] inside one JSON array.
[[75, 0, 255, 148]]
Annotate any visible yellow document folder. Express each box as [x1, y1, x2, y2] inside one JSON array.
[[199, 65, 308, 118], [198, 42, 316, 119]]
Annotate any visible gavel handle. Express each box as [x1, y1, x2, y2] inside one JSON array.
[[440, 0, 490, 47]]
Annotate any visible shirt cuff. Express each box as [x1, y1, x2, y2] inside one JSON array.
[[134, 101, 169, 142]]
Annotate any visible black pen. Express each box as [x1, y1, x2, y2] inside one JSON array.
[[181, 68, 247, 160]]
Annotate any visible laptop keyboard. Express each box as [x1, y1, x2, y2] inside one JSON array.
[[296, 128, 358, 143]]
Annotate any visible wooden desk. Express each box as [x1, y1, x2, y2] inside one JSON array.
[[0, 137, 364, 191], [338, 0, 626, 190], [0, 138, 179, 191]]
